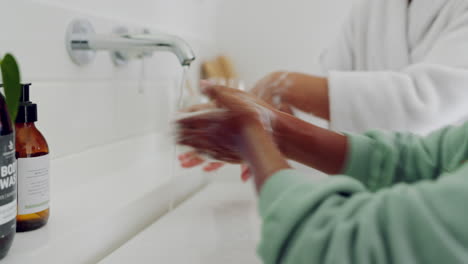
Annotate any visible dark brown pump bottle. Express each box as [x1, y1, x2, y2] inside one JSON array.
[[15, 83, 49, 232], [0, 86, 17, 260]]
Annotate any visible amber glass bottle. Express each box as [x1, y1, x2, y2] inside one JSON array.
[[15, 84, 50, 232], [0, 88, 16, 259]]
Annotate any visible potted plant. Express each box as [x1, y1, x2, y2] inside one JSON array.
[[1, 53, 21, 121]]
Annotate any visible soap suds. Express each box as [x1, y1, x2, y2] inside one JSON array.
[[252, 72, 294, 109]]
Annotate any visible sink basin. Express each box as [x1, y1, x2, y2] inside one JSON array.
[[100, 181, 262, 264]]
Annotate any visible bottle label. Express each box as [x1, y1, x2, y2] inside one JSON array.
[[18, 154, 50, 215], [0, 133, 17, 235]]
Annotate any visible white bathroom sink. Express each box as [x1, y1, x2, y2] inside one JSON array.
[[100, 181, 263, 264], [4, 133, 208, 264]]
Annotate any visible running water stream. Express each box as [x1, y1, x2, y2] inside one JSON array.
[[169, 66, 191, 211]]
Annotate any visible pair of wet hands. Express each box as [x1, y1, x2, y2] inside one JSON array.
[[176, 76, 292, 181]]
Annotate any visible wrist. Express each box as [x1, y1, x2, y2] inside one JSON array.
[[272, 111, 301, 158], [281, 74, 330, 120], [240, 121, 273, 156], [271, 110, 347, 174], [240, 119, 290, 191]]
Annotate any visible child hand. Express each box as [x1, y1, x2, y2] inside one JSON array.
[[176, 82, 279, 165]]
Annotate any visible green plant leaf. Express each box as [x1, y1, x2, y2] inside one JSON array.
[[1, 53, 21, 122]]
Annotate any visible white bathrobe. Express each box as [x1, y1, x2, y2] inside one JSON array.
[[322, 0, 468, 134]]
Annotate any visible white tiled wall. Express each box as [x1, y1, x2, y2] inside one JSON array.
[[32, 0, 219, 43], [0, 0, 219, 158], [215, 0, 353, 86]]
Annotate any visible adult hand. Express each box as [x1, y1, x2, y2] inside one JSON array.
[[250, 72, 294, 114], [251, 71, 330, 120]]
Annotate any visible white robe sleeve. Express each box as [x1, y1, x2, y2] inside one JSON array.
[[319, 7, 355, 72], [328, 10, 468, 134]]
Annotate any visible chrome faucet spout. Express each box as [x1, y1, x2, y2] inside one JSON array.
[[66, 19, 196, 66], [85, 33, 196, 66]]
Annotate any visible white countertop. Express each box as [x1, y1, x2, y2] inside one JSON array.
[[100, 181, 262, 264]]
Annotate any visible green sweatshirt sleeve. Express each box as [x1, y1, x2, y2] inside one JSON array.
[[258, 168, 468, 264], [343, 123, 468, 191]]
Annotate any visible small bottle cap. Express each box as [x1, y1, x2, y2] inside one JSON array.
[[16, 83, 37, 123]]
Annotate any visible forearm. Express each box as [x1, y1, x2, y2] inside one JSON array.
[[274, 111, 347, 174], [279, 72, 330, 120], [241, 123, 291, 192]]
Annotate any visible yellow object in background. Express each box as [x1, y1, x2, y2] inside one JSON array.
[[201, 55, 244, 90], [217, 55, 238, 80]]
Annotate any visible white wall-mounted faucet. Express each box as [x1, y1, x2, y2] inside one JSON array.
[[66, 19, 196, 66]]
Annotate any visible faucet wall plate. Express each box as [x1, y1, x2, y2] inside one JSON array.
[[66, 19, 96, 66]]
